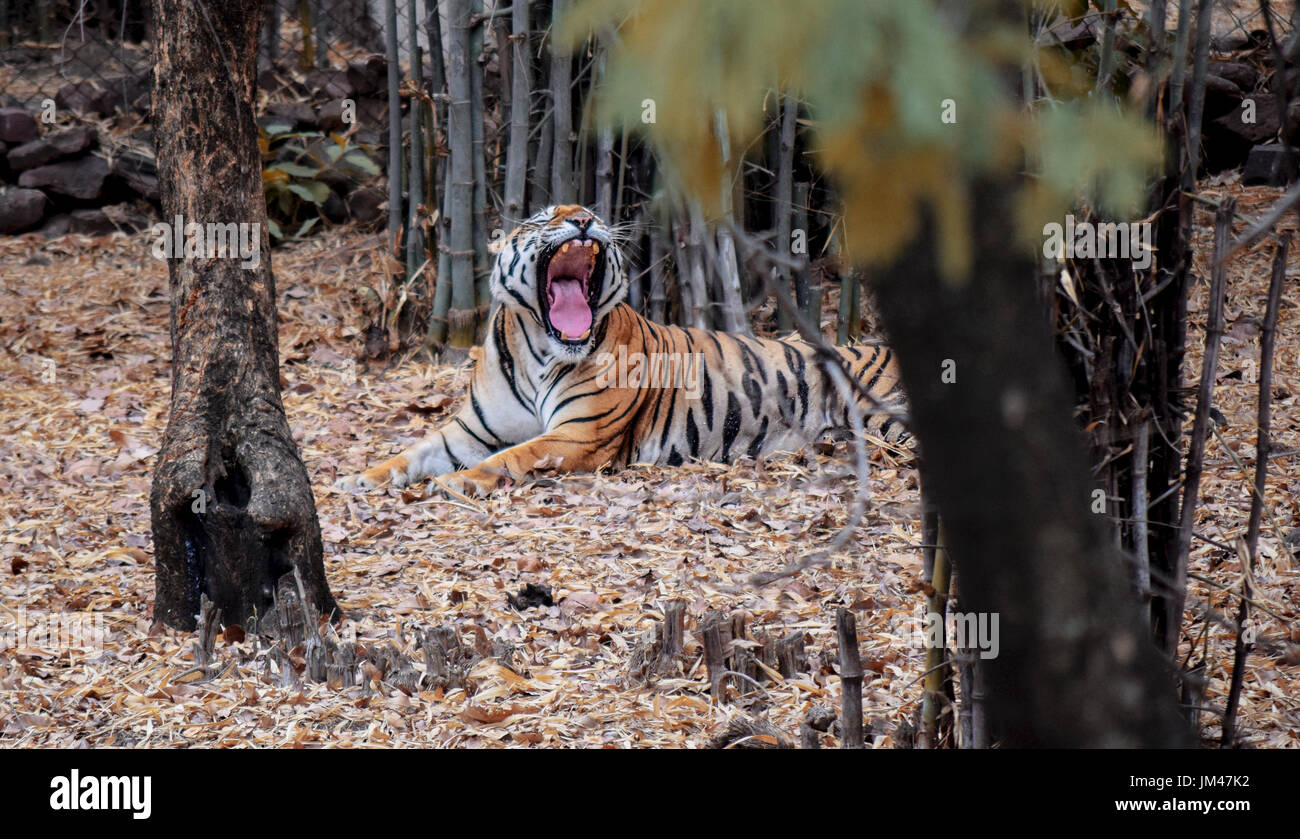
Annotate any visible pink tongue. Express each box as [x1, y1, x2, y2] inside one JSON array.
[[548, 278, 592, 336]]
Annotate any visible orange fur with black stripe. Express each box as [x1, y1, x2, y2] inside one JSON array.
[[338, 205, 909, 497]]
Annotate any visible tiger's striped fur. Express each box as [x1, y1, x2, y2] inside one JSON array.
[[339, 205, 909, 497]]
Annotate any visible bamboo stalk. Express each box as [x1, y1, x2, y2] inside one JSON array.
[[1180, 0, 1215, 192], [713, 110, 749, 335], [1095, 0, 1117, 92], [384, 0, 403, 255], [793, 181, 816, 325], [1168, 0, 1193, 115], [503, 0, 531, 221], [264, 0, 280, 63], [313, 0, 327, 68], [427, 0, 452, 350], [297, 0, 315, 71], [836, 272, 856, 345], [549, 0, 573, 204], [774, 94, 797, 332], [1221, 234, 1289, 746], [1169, 200, 1233, 653], [445, 0, 477, 353], [648, 216, 668, 322], [469, 0, 490, 313], [612, 126, 628, 224], [1132, 413, 1151, 601], [920, 523, 951, 748], [835, 608, 864, 749], [406, 0, 427, 285]]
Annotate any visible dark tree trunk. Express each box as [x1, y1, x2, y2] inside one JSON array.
[[868, 178, 1192, 747], [150, 0, 337, 631]]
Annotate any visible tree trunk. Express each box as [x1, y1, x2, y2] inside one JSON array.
[[503, 0, 531, 221], [150, 0, 337, 631], [868, 178, 1191, 747]]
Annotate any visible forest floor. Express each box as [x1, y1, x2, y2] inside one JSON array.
[[0, 182, 1297, 748]]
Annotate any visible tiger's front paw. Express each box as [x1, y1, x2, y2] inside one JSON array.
[[334, 472, 382, 493], [436, 467, 513, 498], [334, 458, 412, 493]]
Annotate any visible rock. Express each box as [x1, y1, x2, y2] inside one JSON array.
[[1209, 60, 1259, 93], [36, 213, 72, 238], [7, 126, 98, 172], [1212, 94, 1279, 145], [305, 69, 355, 100], [318, 99, 347, 133], [18, 155, 110, 200], [321, 97, 388, 136], [54, 81, 118, 117], [1211, 29, 1268, 53], [112, 152, 160, 202], [68, 207, 118, 236], [1202, 74, 1244, 121], [100, 202, 154, 233], [346, 56, 387, 97], [346, 186, 386, 228], [0, 108, 38, 143], [0, 186, 48, 233], [1242, 144, 1297, 186], [266, 101, 318, 129], [322, 188, 348, 223], [316, 98, 386, 133]]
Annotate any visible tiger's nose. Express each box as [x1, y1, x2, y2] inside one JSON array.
[[569, 213, 593, 231]]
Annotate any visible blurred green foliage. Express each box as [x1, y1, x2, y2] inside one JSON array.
[[562, 0, 1162, 279]]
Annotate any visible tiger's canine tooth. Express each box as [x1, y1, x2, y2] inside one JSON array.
[[592, 243, 599, 254]]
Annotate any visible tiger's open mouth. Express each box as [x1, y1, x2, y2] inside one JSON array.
[[539, 238, 604, 345]]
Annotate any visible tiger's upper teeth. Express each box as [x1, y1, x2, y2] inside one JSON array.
[[562, 243, 570, 252]]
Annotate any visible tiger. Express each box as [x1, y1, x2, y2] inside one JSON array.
[[337, 204, 910, 497]]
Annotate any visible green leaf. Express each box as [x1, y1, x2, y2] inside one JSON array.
[[343, 152, 381, 176], [294, 216, 321, 238], [263, 121, 294, 136], [287, 181, 331, 204], [266, 217, 283, 239], [268, 161, 322, 178]]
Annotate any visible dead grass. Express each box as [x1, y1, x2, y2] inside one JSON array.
[[0, 194, 1295, 747]]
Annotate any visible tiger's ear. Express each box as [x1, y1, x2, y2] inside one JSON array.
[[488, 234, 507, 255]]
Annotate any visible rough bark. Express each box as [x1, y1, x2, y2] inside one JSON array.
[[150, 0, 337, 630], [868, 179, 1192, 747]]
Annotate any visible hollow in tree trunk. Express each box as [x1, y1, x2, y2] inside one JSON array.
[[150, 0, 337, 631]]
